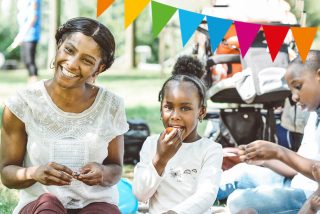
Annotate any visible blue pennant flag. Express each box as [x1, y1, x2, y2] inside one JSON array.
[[179, 9, 205, 46], [207, 16, 233, 53]]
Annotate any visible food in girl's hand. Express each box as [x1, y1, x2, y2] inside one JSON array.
[[165, 127, 175, 134]]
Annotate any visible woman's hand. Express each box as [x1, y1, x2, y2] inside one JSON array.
[[238, 140, 280, 163], [76, 162, 104, 186], [31, 162, 73, 186]]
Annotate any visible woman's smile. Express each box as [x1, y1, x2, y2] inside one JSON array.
[[60, 66, 79, 78]]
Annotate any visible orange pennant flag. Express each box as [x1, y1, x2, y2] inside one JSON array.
[[125, 0, 151, 28], [97, 0, 114, 17], [291, 27, 317, 63]]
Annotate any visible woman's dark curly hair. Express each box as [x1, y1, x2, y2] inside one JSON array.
[[158, 55, 207, 107], [55, 17, 115, 71]]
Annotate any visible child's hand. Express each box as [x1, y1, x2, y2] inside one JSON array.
[[154, 127, 184, 165], [238, 140, 280, 163]]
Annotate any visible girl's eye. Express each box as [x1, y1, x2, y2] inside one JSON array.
[[162, 105, 172, 111], [181, 106, 191, 111], [294, 84, 302, 90]]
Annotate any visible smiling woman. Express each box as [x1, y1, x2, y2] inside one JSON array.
[[0, 17, 128, 214]]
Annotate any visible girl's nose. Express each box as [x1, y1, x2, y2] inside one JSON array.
[[170, 110, 180, 120], [291, 93, 299, 103]]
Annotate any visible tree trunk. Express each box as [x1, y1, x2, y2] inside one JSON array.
[[47, 0, 61, 69], [125, 21, 136, 69]]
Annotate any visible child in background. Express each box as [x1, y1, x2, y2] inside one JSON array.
[[133, 56, 223, 214], [226, 50, 320, 213]]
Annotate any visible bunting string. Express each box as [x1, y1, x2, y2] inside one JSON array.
[[97, 0, 318, 62]]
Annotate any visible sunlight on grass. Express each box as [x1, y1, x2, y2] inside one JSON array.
[[0, 181, 18, 214]]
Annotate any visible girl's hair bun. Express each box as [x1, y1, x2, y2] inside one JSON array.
[[172, 55, 205, 79]]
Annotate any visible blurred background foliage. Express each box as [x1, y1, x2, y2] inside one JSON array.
[[0, 0, 319, 68]]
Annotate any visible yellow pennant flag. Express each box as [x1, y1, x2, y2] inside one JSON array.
[[291, 27, 317, 63], [125, 0, 151, 28]]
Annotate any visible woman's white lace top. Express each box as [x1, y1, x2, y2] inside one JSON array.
[[5, 81, 129, 213]]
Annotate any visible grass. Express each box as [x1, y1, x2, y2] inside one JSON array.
[[0, 68, 208, 213]]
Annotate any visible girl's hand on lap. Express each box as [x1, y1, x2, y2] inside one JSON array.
[[31, 162, 73, 186]]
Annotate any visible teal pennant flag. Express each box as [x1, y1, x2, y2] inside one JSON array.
[[152, 1, 177, 38], [179, 9, 205, 46], [207, 16, 233, 53]]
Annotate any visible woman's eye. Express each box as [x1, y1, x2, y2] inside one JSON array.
[[83, 59, 94, 65], [64, 47, 73, 53]]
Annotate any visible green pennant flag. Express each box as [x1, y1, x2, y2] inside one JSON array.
[[152, 1, 177, 37]]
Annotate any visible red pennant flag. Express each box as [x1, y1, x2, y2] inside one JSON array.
[[97, 0, 114, 17], [263, 25, 290, 61]]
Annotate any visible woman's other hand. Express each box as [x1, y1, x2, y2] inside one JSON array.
[[77, 162, 104, 186], [31, 162, 73, 186]]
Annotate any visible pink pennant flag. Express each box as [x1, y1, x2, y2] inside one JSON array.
[[234, 21, 261, 58]]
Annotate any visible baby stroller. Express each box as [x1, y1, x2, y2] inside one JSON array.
[[194, 22, 294, 170]]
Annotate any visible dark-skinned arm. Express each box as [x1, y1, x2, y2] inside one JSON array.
[[241, 140, 316, 180], [0, 106, 35, 189], [101, 135, 124, 186], [1, 107, 73, 189]]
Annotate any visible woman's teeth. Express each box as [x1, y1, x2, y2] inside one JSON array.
[[61, 68, 77, 78]]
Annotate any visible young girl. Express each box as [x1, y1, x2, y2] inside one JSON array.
[[133, 56, 223, 214]]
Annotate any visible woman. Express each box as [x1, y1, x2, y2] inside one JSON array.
[[0, 17, 128, 214]]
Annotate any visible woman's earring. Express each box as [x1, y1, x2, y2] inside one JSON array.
[[49, 58, 55, 69]]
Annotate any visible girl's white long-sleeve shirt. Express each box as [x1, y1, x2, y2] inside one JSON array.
[[133, 135, 223, 214]]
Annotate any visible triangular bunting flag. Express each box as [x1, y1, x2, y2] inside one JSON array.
[[97, 0, 114, 17], [206, 16, 233, 53], [152, 1, 177, 38], [263, 25, 290, 61], [291, 27, 317, 63], [178, 9, 205, 46], [125, 0, 151, 28], [234, 21, 261, 58]]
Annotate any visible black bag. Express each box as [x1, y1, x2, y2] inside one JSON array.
[[124, 119, 150, 164], [215, 108, 263, 147]]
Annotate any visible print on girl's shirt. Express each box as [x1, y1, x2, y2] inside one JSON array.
[[169, 168, 198, 182]]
